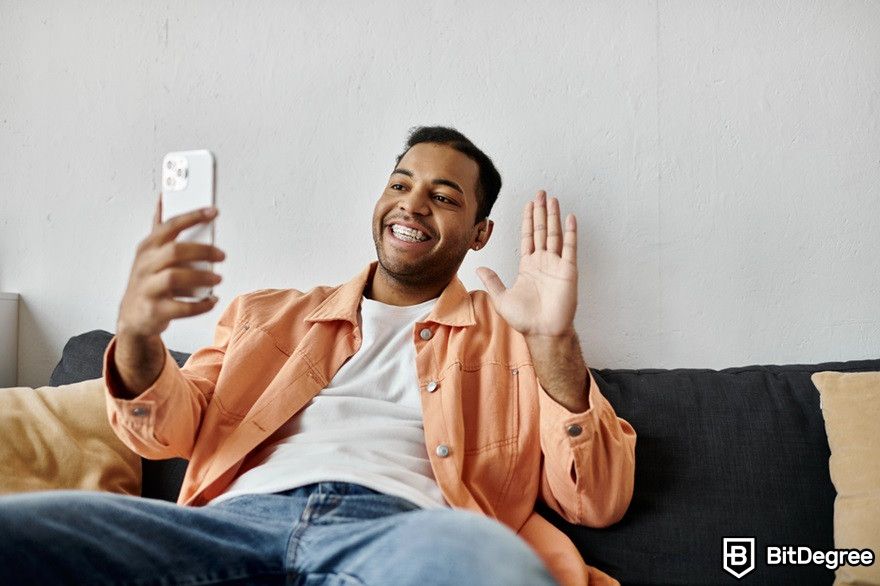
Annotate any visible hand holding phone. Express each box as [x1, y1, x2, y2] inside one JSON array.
[[115, 198, 226, 339], [114, 149, 225, 340], [161, 149, 217, 302]]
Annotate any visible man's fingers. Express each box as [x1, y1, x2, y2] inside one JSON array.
[[151, 241, 226, 272], [520, 201, 534, 257], [153, 206, 217, 246], [143, 267, 222, 298], [546, 196, 562, 256], [533, 190, 547, 251], [157, 296, 219, 320], [561, 213, 578, 265]]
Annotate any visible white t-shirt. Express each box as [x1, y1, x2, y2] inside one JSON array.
[[207, 294, 448, 509]]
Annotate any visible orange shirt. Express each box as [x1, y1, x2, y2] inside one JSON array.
[[103, 262, 636, 586]]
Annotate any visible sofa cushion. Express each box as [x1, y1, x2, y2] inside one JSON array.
[[537, 358, 880, 585], [50, 330, 191, 502], [0, 378, 141, 495], [811, 370, 880, 586]]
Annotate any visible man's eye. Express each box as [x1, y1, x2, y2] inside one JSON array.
[[387, 184, 456, 206]]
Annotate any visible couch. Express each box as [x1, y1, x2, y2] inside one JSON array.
[[39, 329, 880, 584]]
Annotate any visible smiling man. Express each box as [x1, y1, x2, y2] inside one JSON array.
[[0, 126, 636, 586], [369, 139, 493, 305]]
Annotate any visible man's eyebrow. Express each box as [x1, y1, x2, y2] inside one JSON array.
[[391, 168, 464, 195]]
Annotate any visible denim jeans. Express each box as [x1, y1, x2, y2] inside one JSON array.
[[0, 481, 558, 585]]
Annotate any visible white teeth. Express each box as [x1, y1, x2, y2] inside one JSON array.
[[391, 224, 428, 242]]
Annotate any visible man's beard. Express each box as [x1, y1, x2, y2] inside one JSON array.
[[372, 227, 466, 287]]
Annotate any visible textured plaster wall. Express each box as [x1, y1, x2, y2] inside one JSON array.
[[1, 1, 878, 386]]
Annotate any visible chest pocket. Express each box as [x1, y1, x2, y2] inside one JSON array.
[[457, 362, 520, 454], [212, 324, 289, 418]]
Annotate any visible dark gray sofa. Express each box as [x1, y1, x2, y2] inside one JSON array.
[[50, 329, 880, 585]]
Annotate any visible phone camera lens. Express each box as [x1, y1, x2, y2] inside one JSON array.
[[166, 161, 175, 170], [165, 177, 174, 187]]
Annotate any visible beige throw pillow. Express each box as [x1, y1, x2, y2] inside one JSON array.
[[812, 371, 880, 586], [0, 378, 141, 495]]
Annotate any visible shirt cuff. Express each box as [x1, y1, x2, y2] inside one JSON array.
[[538, 367, 602, 448], [102, 334, 178, 431]]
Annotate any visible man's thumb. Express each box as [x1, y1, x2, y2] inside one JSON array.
[[153, 192, 163, 228], [476, 267, 506, 301]]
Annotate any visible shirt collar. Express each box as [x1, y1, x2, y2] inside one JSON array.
[[304, 261, 476, 328]]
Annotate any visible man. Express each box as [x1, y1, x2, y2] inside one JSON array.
[[0, 126, 635, 585]]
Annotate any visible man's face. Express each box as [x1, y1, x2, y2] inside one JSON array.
[[372, 142, 487, 287]]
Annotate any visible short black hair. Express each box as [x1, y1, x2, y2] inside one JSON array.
[[394, 126, 502, 224]]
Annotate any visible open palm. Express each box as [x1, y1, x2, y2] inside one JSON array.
[[476, 190, 579, 337]]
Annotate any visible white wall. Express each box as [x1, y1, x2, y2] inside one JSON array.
[[1, 1, 878, 387]]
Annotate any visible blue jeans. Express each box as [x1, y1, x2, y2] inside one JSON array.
[[0, 481, 558, 585]]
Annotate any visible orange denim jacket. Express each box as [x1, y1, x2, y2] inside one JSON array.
[[103, 261, 636, 586]]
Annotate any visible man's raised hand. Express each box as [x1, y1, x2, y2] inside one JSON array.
[[475, 190, 579, 338]]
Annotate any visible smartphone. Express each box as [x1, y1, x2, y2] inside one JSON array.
[[161, 149, 216, 302]]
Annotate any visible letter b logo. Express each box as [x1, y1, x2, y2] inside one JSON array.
[[723, 537, 756, 579], [729, 545, 749, 565]]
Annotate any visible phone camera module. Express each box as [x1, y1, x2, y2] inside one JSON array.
[[162, 155, 189, 192]]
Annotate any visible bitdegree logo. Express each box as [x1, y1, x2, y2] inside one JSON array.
[[723, 537, 875, 578], [723, 538, 755, 579], [766, 545, 875, 571]]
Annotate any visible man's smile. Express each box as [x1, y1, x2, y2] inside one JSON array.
[[385, 225, 435, 248], [390, 224, 429, 242], [383, 216, 435, 249]]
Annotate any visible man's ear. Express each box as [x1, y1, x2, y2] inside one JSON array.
[[473, 219, 494, 250]]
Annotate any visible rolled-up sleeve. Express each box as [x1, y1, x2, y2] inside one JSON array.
[[537, 368, 636, 527], [102, 294, 244, 460]]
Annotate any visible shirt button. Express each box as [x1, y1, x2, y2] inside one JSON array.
[[419, 328, 433, 341], [426, 380, 438, 393], [566, 424, 583, 437], [435, 444, 450, 458], [131, 406, 150, 417]]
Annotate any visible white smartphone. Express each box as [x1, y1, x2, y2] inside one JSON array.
[[160, 149, 216, 302]]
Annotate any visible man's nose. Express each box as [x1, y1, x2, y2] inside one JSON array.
[[396, 185, 430, 215]]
